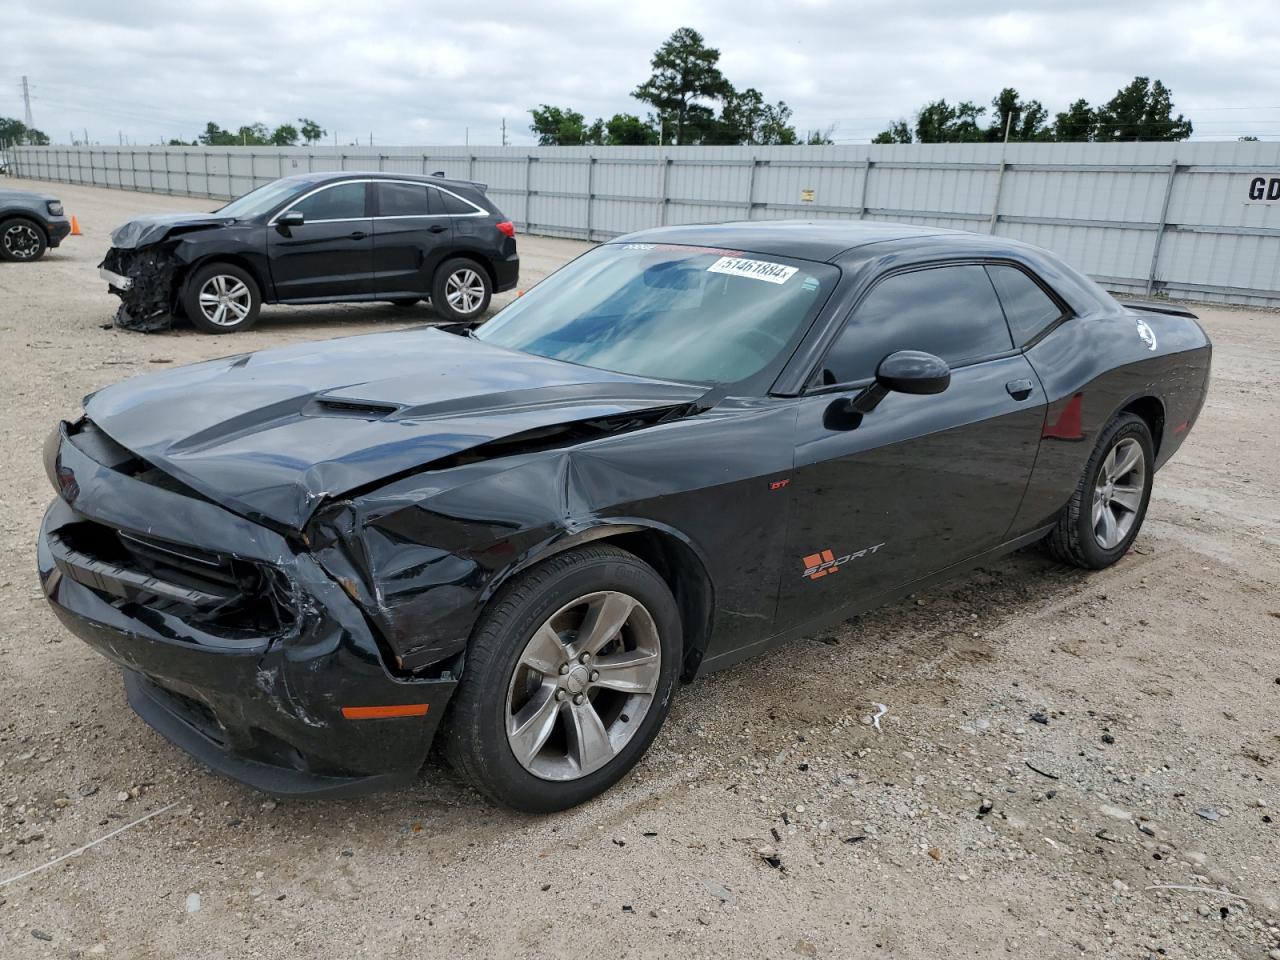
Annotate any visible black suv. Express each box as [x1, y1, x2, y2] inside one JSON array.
[[100, 172, 519, 333], [0, 187, 72, 262]]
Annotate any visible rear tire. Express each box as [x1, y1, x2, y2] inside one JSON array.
[[182, 263, 261, 334], [431, 258, 492, 323], [1047, 413, 1154, 569], [0, 217, 47, 262], [444, 545, 681, 812]]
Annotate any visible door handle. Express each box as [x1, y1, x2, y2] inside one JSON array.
[[1005, 378, 1034, 401], [429, 224, 447, 234], [348, 230, 368, 240]]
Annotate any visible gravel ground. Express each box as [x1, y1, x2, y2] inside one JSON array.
[[0, 178, 1277, 960]]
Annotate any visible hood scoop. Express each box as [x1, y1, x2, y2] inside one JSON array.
[[307, 397, 401, 419]]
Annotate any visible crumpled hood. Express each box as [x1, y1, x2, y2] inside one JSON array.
[[84, 328, 703, 530], [109, 212, 237, 249]]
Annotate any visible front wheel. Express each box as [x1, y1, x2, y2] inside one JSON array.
[[431, 258, 492, 323], [444, 545, 681, 812], [1047, 412, 1154, 569], [0, 218, 47, 262], [182, 263, 261, 334]]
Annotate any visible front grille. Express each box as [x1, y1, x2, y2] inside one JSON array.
[[52, 519, 296, 639]]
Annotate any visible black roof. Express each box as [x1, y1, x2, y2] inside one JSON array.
[[614, 220, 976, 263]]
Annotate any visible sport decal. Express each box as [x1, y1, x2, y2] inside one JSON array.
[[707, 256, 798, 285], [801, 542, 885, 580]]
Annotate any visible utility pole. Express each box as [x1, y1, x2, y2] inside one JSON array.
[[501, 117, 507, 147], [21, 76, 34, 129], [83, 127, 89, 146], [465, 126, 469, 147]]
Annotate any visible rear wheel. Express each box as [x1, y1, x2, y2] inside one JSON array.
[[444, 545, 681, 812], [431, 258, 492, 323], [182, 263, 261, 334], [0, 218, 47, 262], [1047, 413, 1154, 569]]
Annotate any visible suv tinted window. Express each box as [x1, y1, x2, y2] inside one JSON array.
[[376, 182, 436, 217], [822, 265, 1013, 383], [986, 264, 1064, 344], [438, 189, 478, 215], [287, 182, 367, 221]]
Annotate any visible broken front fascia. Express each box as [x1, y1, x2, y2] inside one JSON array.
[[100, 244, 183, 331]]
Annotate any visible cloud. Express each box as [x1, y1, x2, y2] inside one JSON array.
[[4, 0, 1278, 145]]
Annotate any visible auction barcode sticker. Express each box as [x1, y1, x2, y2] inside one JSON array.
[[706, 256, 798, 285]]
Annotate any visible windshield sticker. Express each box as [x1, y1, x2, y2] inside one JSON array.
[[707, 256, 798, 285]]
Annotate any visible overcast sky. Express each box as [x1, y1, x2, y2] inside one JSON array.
[[5, 0, 1279, 146]]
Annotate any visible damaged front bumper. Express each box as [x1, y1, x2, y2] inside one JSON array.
[[99, 266, 132, 291], [38, 420, 457, 798], [99, 246, 181, 332]]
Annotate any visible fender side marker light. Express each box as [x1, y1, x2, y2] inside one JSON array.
[[341, 704, 430, 720]]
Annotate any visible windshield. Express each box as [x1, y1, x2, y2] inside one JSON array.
[[216, 178, 314, 219], [475, 243, 837, 385]]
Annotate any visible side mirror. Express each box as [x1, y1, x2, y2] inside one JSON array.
[[825, 350, 951, 429], [275, 210, 304, 232], [875, 350, 951, 396]]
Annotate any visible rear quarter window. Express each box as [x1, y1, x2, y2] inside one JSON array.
[[986, 264, 1065, 344], [438, 190, 480, 215]]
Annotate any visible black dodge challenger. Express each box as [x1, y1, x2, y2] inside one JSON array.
[[39, 221, 1211, 811]]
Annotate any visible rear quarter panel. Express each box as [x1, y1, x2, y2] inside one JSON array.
[[1011, 310, 1211, 532]]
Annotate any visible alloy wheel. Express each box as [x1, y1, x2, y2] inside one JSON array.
[[197, 274, 253, 326], [505, 590, 661, 782], [1092, 436, 1145, 549], [444, 267, 485, 315], [3, 222, 42, 260]]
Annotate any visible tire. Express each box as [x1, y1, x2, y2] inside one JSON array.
[[431, 258, 492, 323], [389, 298, 421, 308], [444, 545, 681, 812], [0, 217, 48, 262], [182, 262, 261, 334], [1047, 412, 1154, 569]]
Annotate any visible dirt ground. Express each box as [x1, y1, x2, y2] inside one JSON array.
[[0, 178, 1277, 960]]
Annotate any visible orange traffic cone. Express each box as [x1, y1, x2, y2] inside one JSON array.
[[70, 216, 82, 236]]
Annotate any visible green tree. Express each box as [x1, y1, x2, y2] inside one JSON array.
[[198, 122, 236, 146], [914, 99, 986, 142], [872, 120, 913, 144], [717, 88, 798, 145], [529, 104, 593, 145], [234, 123, 271, 146], [604, 113, 658, 145], [632, 27, 732, 144], [271, 124, 299, 146], [298, 118, 325, 145], [1092, 76, 1191, 141], [986, 87, 1050, 141], [0, 116, 49, 145], [806, 125, 836, 145], [1052, 98, 1096, 141], [1239, 135, 1260, 142]]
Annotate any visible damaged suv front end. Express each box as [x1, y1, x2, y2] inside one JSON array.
[[99, 212, 254, 331]]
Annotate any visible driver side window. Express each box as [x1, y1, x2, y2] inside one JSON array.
[[285, 181, 368, 222], [821, 264, 1013, 384]]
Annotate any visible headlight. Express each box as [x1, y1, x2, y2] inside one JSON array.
[[47, 200, 64, 216]]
